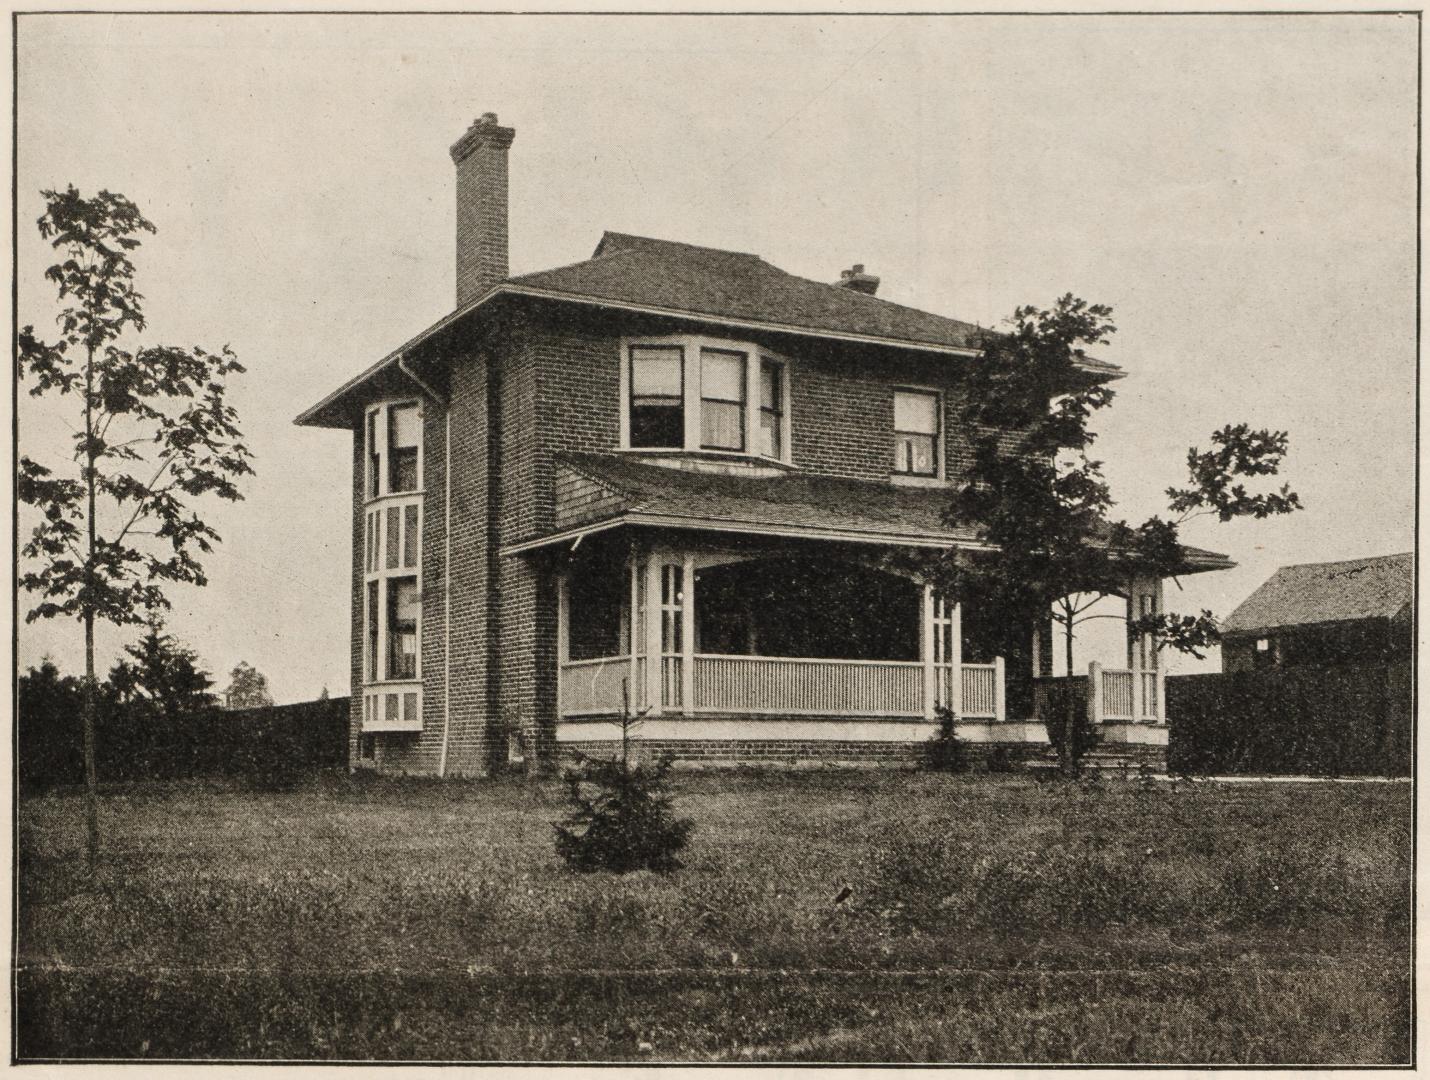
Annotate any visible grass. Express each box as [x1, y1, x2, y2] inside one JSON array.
[[15, 768, 1413, 1063]]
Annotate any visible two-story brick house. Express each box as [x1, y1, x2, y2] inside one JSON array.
[[297, 113, 1232, 776]]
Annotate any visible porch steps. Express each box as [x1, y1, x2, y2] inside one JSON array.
[[1036, 744, 1168, 775]]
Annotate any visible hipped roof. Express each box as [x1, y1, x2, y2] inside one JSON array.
[[295, 232, 1122, 429]]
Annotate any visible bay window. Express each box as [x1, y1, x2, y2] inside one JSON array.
[[361, 398, 424, 732], [623, 335, 791, 462], [893, 389, 940, 477]]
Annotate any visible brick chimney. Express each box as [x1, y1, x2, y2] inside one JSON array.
[[833, 264, 880, 296], [450, 112, 516, 306]]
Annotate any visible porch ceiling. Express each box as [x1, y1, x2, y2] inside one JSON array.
[[511, 452, 1235, 574]]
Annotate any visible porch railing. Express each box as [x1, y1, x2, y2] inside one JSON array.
[[559, 654, 1008, 720], [559, 656, 634, 717], [692, 655, 923, 715], [959, 662, 1000, 720], [1087, 662, 1164, 723]]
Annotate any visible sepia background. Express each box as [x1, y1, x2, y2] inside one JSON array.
[[15, 12, 1417, 703]]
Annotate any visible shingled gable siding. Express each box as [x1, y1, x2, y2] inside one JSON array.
[[554, 464, 627, 530]]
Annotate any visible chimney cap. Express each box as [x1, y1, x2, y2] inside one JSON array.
[[833, 264, 880, 296], [450, 110, 516, 163]]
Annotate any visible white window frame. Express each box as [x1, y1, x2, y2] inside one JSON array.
[[365, 399, 425, 500], [619, 334, 793, 465], [891, 385, 946, 482], [361, 398, 424, 732]]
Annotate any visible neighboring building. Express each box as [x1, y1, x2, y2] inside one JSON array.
[[1221, 553, 1413, 673], [296, 112, 1232, 776]]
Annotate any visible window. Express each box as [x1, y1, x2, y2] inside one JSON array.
[[759, 360, 783, 459], [387, 578, 419, 680], [1256, 638, 1270, 652], [365, 400, 423, 498], [366, 581, 380, 680], [388, 404, 420, 493], [622, 336, 791, 462], [629, 345, 684, 448], [893, 390, 940, 476], [366, 412, 380, 498], [700, 349, 746, 451]]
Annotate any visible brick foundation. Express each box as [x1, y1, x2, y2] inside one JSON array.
[[555, 738, 1063, 770]]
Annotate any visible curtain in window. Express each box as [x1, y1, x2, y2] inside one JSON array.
[[701, 350, 745, 451]]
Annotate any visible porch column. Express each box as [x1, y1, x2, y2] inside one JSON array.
[[949, 599, 963, 717], [993, 655, 1006, 723], [921, 584, 936, 720], [556, 569, 569, 718], [1153, 578, 1167, 724], [1127, 580, 1144, 725], [680, 553, 696, 715], [628, 554, 642, 711], [644, 551, 664, 715], [1087, 660, 1103, 726]]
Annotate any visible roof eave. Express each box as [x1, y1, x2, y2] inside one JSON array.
[[500, 510, 992, 558]]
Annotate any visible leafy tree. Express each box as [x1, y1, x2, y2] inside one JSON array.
[[223, 661, 274, 710], [933, 295, 1300, 775], [109, 621, 217, 723], [18, 187, 253, 862]]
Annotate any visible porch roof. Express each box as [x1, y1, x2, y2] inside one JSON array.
[[510, 452, 1235, 573]]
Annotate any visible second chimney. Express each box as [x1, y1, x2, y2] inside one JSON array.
[[832, 264, 880, 296], [450, 112, 516, 307]]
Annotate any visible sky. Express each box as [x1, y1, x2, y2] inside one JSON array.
[[14, 12, 1418, 702]]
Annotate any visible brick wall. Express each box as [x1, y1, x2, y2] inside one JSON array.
[[444, 354, 498, 775], [345, 307, 1039, 776], [787, 342, 1026, 483]]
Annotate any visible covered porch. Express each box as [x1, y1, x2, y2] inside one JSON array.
[[551, 532, 1167, 734]]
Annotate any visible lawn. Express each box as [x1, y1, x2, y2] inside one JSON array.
[[15, 768, 1412, 1063]]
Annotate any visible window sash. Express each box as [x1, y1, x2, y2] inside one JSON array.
[[893, 391, 940, 475], [759, 361, 783, 458], [366, 412, 380, 498], [629, 346, 685, 448], [894, 432, 937, 476]]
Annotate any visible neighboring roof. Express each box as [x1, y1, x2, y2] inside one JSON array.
[[511, 452, 1234, 575], [295, 231, 1122, 428], [1222, 553, 1414, 636]]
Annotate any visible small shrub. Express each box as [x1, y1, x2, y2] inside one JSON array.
[[1045, 707, 1102, 776], [553, 752, 694, 874], [921, 706, 968, 773], [985, 747, 1017, 774]]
